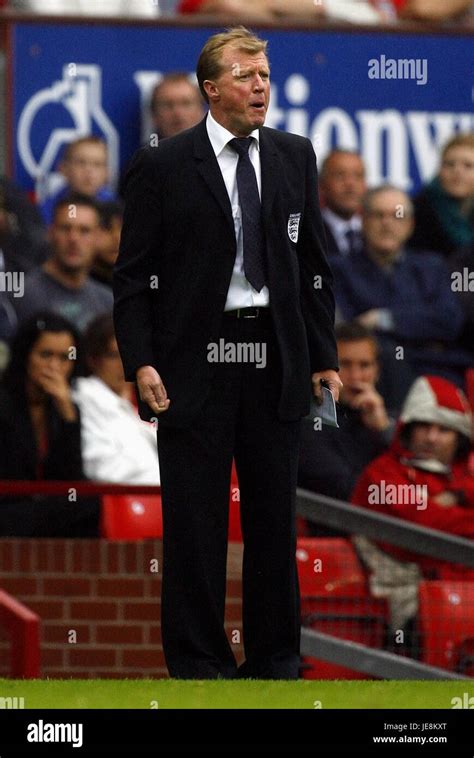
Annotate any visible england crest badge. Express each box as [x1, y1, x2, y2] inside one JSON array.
[[287, 213, 301, 243]]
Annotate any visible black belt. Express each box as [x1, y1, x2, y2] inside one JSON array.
[[224, 307, 270, 319]]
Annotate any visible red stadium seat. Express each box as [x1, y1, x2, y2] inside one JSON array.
[[101, 462, 242, 542], [296, 537, 387, 679], [418, 580, 474, 674], [101, 494, 163, 540]]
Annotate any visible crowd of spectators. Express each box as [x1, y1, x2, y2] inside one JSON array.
[[4, 0, 474, 25]]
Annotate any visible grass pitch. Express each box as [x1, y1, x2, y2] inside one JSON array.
[[0, 679, 469, 709]]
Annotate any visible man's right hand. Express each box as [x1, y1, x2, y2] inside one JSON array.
[[136, 365, 170, 415]]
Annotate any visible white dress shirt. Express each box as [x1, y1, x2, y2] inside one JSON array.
[[322, 206, 362, 256], [206, 112, 270, 311], [73, 376, 160, 485]]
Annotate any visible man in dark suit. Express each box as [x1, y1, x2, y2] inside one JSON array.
[[319, 149, 366, 257], [113, 27, 341, 680]]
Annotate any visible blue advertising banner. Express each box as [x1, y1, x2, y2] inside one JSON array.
[[11, 21, 474, 200]]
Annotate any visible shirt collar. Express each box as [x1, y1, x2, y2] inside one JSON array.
[[322, 206, 362, 235], [206, 111, 260, 159]]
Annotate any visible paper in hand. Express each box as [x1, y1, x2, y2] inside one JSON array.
[[307, 384, 339, 428]]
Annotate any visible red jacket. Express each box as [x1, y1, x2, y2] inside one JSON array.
[[352, 434, 474, 579]]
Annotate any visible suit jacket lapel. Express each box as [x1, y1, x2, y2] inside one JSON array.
[[259, 127, 280, 222], [193, 118, 234, 235]]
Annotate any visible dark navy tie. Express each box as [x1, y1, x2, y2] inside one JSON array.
[[229, 137, 266, 292]]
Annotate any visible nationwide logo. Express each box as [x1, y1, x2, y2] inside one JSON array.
[[17, 64, 119, 202]]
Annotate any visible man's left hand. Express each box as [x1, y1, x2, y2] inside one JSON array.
[[311, 369, 342, 404]]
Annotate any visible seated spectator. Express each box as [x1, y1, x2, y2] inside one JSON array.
[[119, 73, 205, 198], [319, 150, 366, 257], [331, 185, 470, 389], [410, 133, 474, 257], [0, 176, 48, 274], [73, 314, 160, 485], [396, 0, 473, 22], [352, 375, 474, 645], [40, 136, 117, 226], [298, 322, 395, 533], [179, 0, 390, 23], [13, 194, 113, 332], [0, 312, 99, 536], [90, 200, 123, 287], [150, 73, 206, 140]]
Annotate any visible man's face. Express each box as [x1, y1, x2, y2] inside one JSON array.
[[205, 45, 270, 137], [320, 153, 366, 219], [61, 142, 108, 196], [152, 79, 205, 138], [439, 146, 474, 200], [337, 339, 379, 406], [49, 205, 99, 274], [363, 189, 414, 263], [409, 422, 459, 466]]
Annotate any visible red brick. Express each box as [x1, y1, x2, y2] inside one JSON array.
[[123, 543, 141, 573], [43, 578, 91, 596], [71, 541, 102, 573], [42, 646, 65, 667], [26, 600, 65, 619], [70, 601, 118, 621], [43, 624, 90, 644], [122, 648, 166, 669], [97, 577, 145, 597], [51, 541, 67, 571], [106, 542, 121, 573], [147, 625, 162, 645], [0, 576, 38, 596], [0, 541, 14, 571], [123, 602, 159, 621], [69, 648, 117, 667], [33, 541, 51, 571], [143, 541, 162, 567], [96, 625, 143, 644], [15, 541, 34, 572], [143, 576, 161, 599]]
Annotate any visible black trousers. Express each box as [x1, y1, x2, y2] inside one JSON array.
[[157, 310, 302, 679]]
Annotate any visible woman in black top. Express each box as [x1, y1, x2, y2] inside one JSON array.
[[0, 312, 98, 536]]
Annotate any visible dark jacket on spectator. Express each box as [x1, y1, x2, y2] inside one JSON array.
[[331, 247, 471, 379], [0, 386, 84, 480], [298, 404, 393, 534]]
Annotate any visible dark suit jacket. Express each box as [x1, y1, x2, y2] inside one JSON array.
[[113, 118, 338, 428], [322, 219, 341, 257]]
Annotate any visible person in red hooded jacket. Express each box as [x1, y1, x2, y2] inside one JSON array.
[[351, 375, 474, 644]]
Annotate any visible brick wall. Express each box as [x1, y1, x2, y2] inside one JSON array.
[[0, 539, 244, 678]]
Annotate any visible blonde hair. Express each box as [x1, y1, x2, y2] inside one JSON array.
[[442, 133, 474, 158], [196, 26, 268, 103]]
